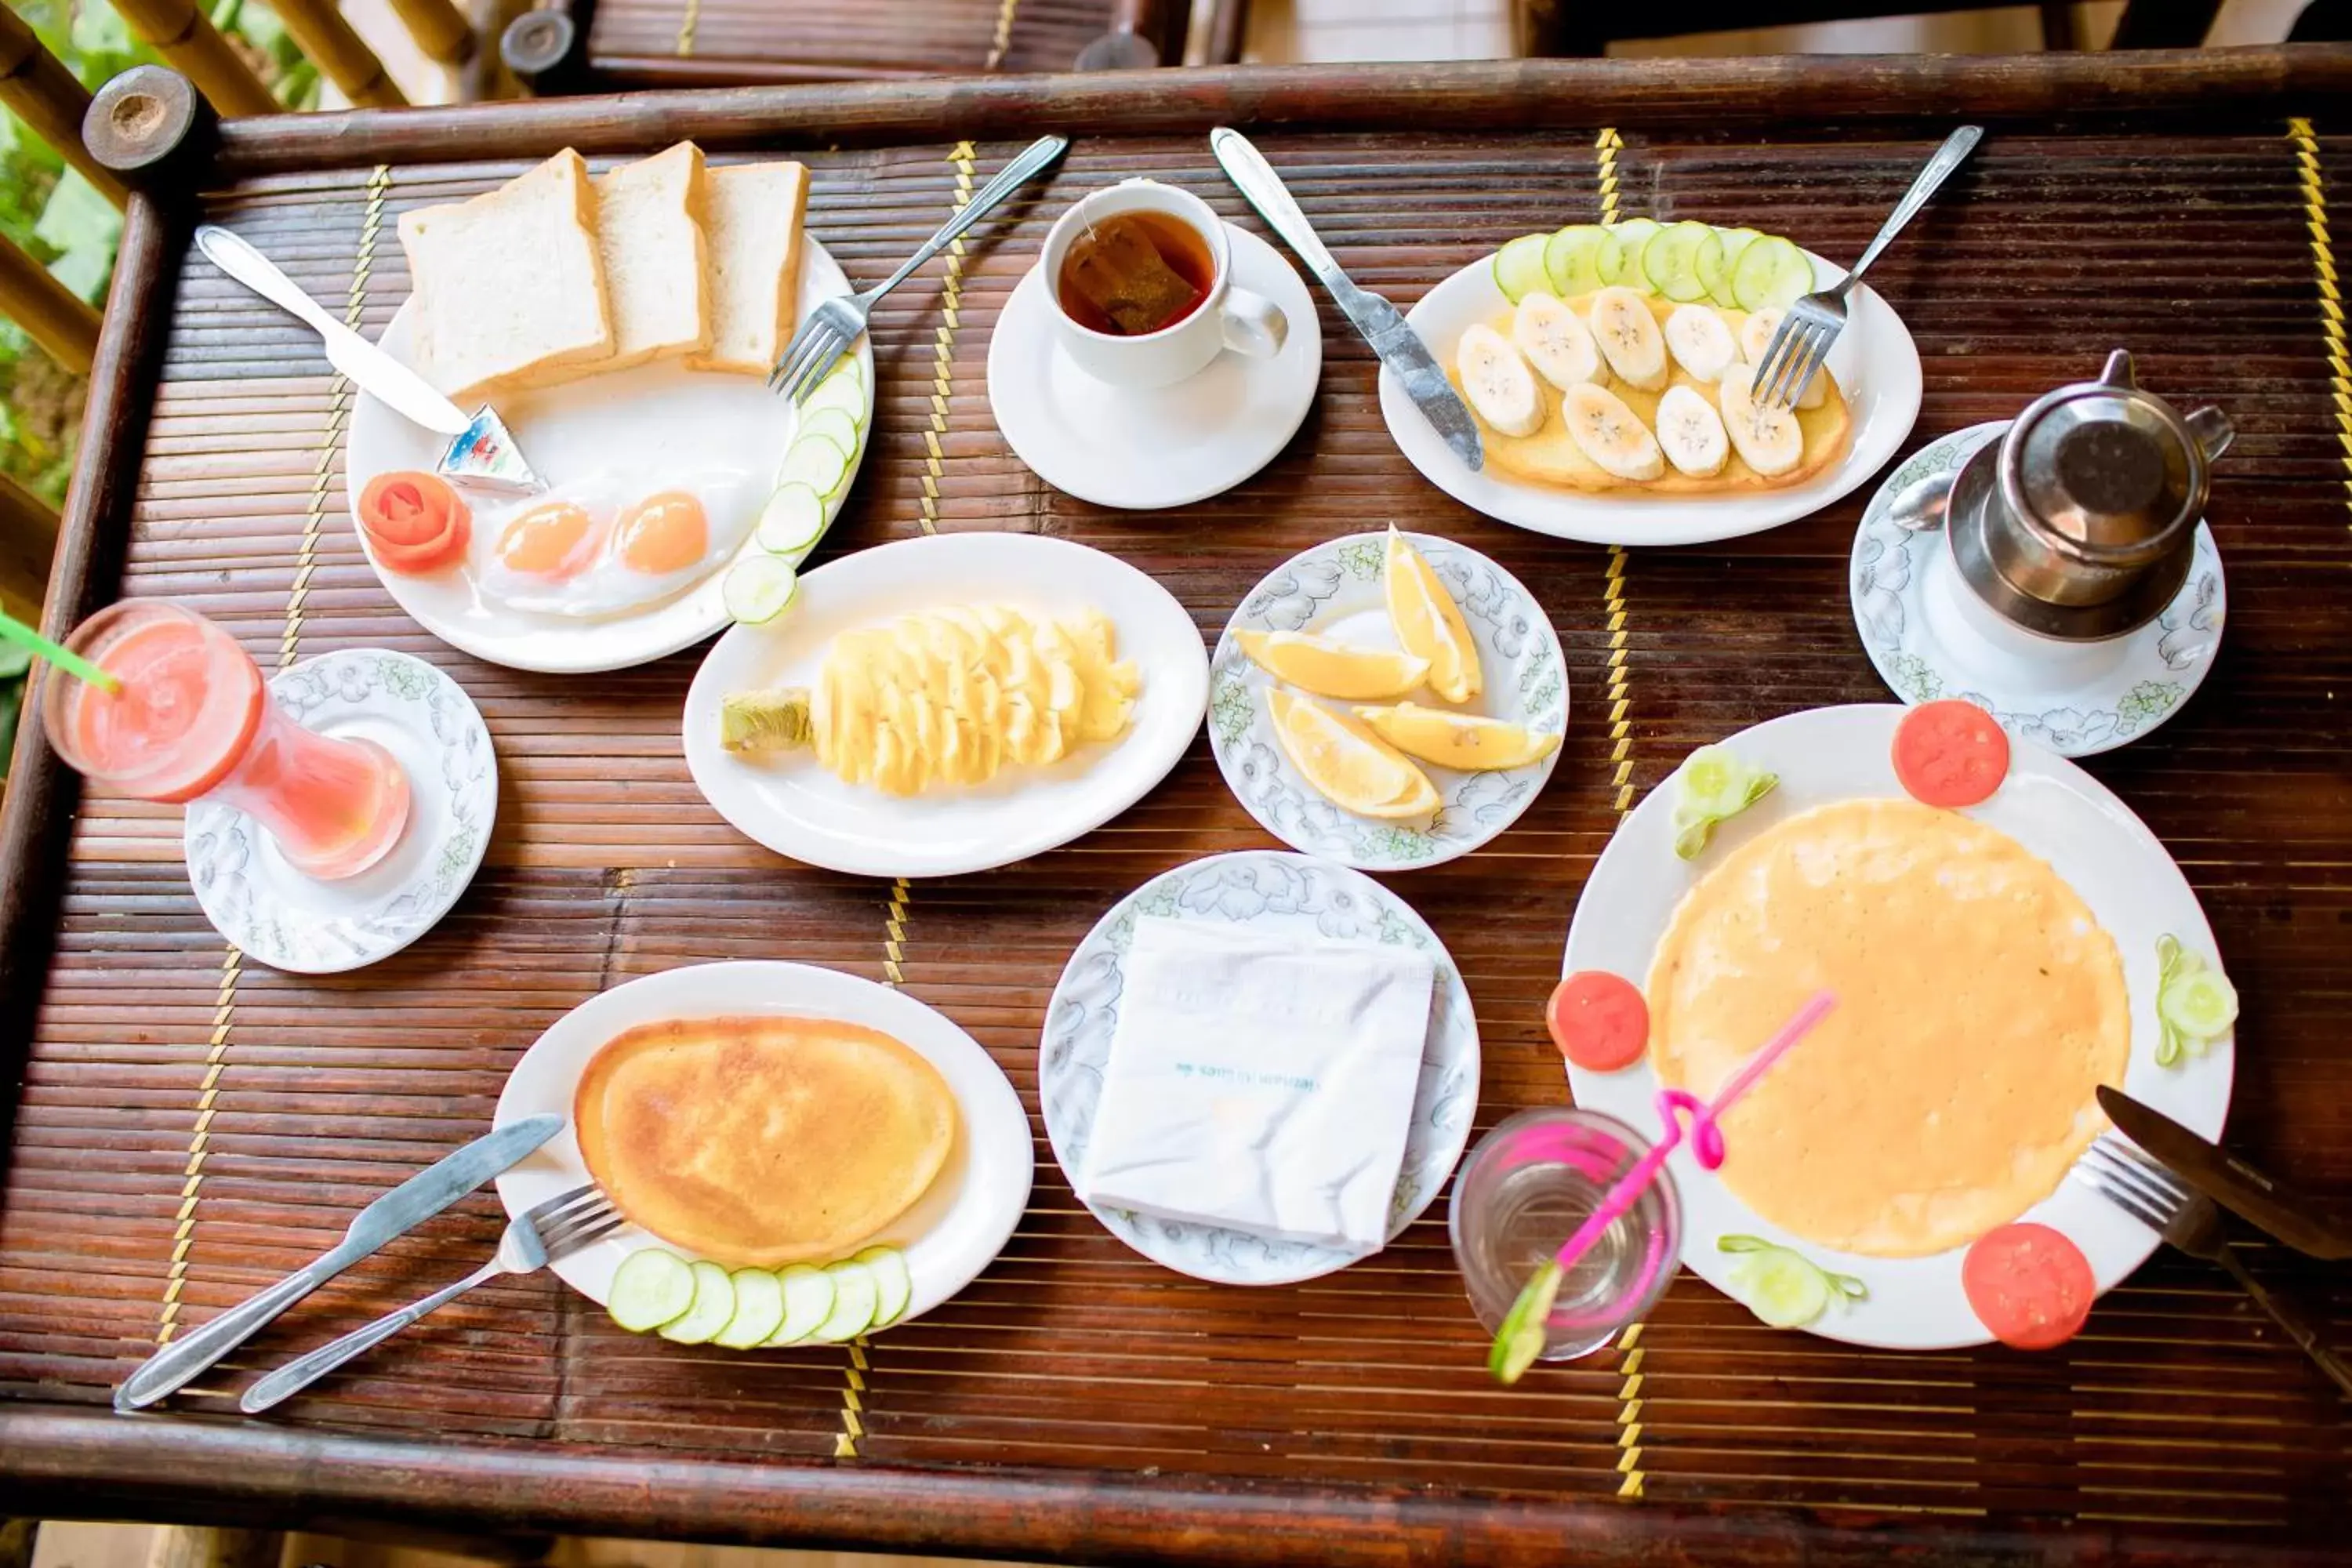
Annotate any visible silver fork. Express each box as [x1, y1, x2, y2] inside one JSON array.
[[769, 134, 1069, 403], [1751, 125, 1982, 411], [2078, 1134, 2352, 1396], [238, 1184, 622, 1414]]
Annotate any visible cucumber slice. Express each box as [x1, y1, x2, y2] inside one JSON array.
[[802, 364, 866, 423], [854, 1246, 913, 1327], [657, 1260, 737, 1345], [1643, 221, 1722, 304], [723, 555, 800, 626], [808, 1260, 879, 1343], [755, 482, 828, 557], [775, 432, 851, 499], [1678, 744, 1753, 819], [1542, 225, 1616, 299], [713, 1268, 786, 1348], [763, 1264, 837, 1347], [1603, 218, 1661, 292], [796, 406, 860, 459], [1732, 236, 1813, 312], [1492, 233, 1552, 304], [1709, 228, 1762, 307], [2159, 966, 2239, 1038], [608, 1248, 696, 1333], [1731, 1248, 1831, 1329]]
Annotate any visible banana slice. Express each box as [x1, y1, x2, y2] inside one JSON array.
[[1511, 291, 1602, 391], [1736, 307, 1826, 409], [1664, 304, 1738, 383], [1456, 323, 1547, 437], [1716, 364, 1803, 477], [1653, 384, 1730, 478], [1563, 382, 1665, 483], [1586, 287, 1668, 391]]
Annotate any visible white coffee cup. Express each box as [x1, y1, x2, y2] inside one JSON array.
[[1040, 179, 1287, 391]]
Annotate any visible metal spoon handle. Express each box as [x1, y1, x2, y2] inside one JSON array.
[[1845, 126, 1982, 290], [240, 1256, 506, 1414], [2213, 1243, 2352, 1399], [871, 135, 1069, 301]]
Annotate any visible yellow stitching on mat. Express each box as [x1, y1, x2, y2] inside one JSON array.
[[675, 0, 699, 56], [154, 948, 241, 1343], [982, 0, 1022, 69], [1595, 127, 1622, 225], [918, 142, 979, 537], [2291, 119, 2350, 524]]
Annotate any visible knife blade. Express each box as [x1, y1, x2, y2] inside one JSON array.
[[114, 1112, 563, 1411], [1208, 127, 1484, 472], [195, 224, 475, 437], [2098, 1086, 2352, 1261]]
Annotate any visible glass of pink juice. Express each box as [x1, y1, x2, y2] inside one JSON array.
[[42, 601, 410, 880]]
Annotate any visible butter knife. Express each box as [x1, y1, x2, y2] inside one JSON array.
[[1208, 127, 1484, 472], [2099, 1086, 2352, 1261], [114, 1112, 563, 1411]]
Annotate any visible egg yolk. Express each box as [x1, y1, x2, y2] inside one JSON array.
[[615, 492, 710, 576], [496, 501, 600, 579]]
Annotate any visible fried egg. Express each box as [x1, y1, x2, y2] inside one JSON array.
[[474, 470, 761, 619]]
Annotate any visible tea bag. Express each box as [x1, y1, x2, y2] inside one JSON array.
[[1065, 218, 1198, 335]]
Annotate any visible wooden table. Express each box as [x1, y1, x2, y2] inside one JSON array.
[[5, 52, 2351, 1566]]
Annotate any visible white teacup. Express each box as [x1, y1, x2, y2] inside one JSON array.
[[1041, 179, 1287, 391]]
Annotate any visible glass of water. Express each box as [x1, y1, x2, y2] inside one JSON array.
[[1448, 1106, 1683, 1362]]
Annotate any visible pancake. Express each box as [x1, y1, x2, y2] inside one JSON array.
[[575, 1014, 957, 1266], [1648, 799, 2127, 1258]]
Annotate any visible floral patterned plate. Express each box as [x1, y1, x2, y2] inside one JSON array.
[[1208, 531, 1567, 871], [1850, 421, 2226, 757], [1040, 851, 1481, 1286], [185, 649, 496, 974]]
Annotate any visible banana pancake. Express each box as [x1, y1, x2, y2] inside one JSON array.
[[575, 1014, 957, 1266], [1648, 799, 2127, 1258]]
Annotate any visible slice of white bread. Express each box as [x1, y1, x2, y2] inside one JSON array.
[[688, 160, 811, 376], [593, 141, 712, 370], [397, 150, 614, 401]]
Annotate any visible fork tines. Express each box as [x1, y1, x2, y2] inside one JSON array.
[[768, 303, 854, 405], [527, 1183, 626, 1257], [1751, 309, 1833, 412], [2078, 1134, 2190, 1232]]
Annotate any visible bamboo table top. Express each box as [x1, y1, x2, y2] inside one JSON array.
[[3, 53, 2351, 1568]]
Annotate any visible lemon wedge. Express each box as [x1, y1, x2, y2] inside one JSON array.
[[1355, 702, 1562, 770], [1384, 528, 1481, 703], [1235, 629, 1428, 700], [1269, 689, 1440, 818]]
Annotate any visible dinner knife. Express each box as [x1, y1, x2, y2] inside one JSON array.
[[1208, 127, 1485, 473], [2098, 1086, 2352, 1261], [114, 1112, 563, 1411]]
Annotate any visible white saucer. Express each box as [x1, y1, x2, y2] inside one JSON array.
[[1851, 421, 2226, 758], [184, 649, 496, 974], [986, 223, 1323, 510]]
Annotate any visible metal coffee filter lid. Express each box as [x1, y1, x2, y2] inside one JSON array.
[[1998, 350, 2211, 568]]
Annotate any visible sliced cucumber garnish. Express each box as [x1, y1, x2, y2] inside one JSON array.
[[1732, 235, 1813, 312], [764, 1264, 837, 1346], [796, 406, 860, 459], [808, 1260, 879, 1342], [775, 432, 851, 499], [713, 1268, 786, 1348], [1603, 218, 1661, 292], [2160, 967, 2239, 1038], [1543, 225, 1615, 299], [755, 482, 828, 557], [802, 363, 866, 422], [1643, 221, 1722, 304], [1493, 233, 1552, 304], [723, 555, 800, 626], [657, 1260, 737, 1345], [1733, 1249, 1831, 1328], [854, 1246, 912, 1328], [1673, 743, 1777, 858], [1708, 227, 1762, 307], [608, 1248, 696, 1333]]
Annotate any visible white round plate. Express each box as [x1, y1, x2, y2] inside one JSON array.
[[185, 648, 495, 974], [986, 223, 1323, 510], [1852, 421, 2227, 757], [1040, 851, 1480, 1285], [1381, 249, 1922, 547], [683, 532, 1209, 879], [492, 960, 1033, 1329], [1207, 531, 1566, 872], [1562, 703, 2233, 1350], [347, 236, 873, 673]]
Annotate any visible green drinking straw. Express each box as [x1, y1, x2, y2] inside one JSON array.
[[0, 607, 121, 694]]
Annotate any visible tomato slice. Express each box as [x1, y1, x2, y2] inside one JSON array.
[[1963, 1222, 2094, 1351], [358, 470, 470, 575], [1893, 699, 2010, 808], [1548, 971, 1649, 1073]]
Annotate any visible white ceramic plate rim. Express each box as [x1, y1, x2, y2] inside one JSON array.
[[1382, 249, 1923, 547], [492, 959, 1034, 1328], [1561, 703, 2233, 1350]]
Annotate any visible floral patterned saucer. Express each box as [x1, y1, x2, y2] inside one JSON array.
[[1040, 851, 1481, 1286], [1208, 531, 1567, 871], [185, 649, 496, 974], [1850, 421, 2226, 757]]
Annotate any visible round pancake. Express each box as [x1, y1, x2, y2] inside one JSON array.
[[575, 1014, 958, 1267], [1648, 798, 2127, 1258]]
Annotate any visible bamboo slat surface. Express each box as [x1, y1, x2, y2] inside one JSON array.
[[4, 61, 2352, 1564], [584, 0, 1136, 86]]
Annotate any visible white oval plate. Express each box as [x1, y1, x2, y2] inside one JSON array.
[[1381, 250, 1922, 547], [347, 235, 873, 673], [493, 960, 1033, 1330], [1562, 703, 2231, 1350], [1207, 531, 1566, 872], [683, 532, 1210, 879], [1040, 851, 1480, 1285]]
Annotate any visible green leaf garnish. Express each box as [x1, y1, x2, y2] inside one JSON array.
[[1489, 1258, 1563, 1385]]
